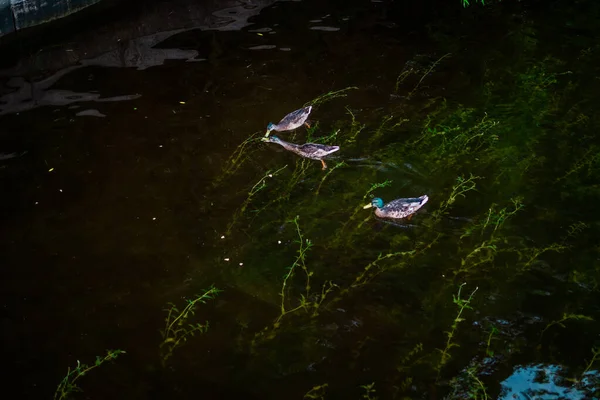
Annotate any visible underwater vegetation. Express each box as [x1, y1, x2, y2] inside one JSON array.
[[200, 21, 600, 397], [50, 3, 600, 399]]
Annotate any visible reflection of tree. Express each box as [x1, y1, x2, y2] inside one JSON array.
[[80, 28, 200, 71], [0, 28, 202, 116], [0, 70, 141, 116], [0, 0, 279, 116]]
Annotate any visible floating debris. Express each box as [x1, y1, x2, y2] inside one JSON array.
[[309, 26, 340, 32], [76, 109, 106, 118], [0, 151, 27, 161], [248, 45, 277, 50], [248, 27, 272, 33]]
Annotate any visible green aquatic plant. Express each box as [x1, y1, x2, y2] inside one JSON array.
[[447, 363, 489, 400], [397, 342, 424, 372], [370, 114, 409, 143], [555, 146, 600, 183], [517, 242, 569, 271], [277, 216, 313, 323], [436, 283, 478, 377], [330, 235, 440, 307], [413, 110, 499, 168], [252, 216, 338, 348], [461, 198, 523, 239], [360, 382, 378, 400], [451, 197, 525, 276], [54, 350, 125, 400], [581, 347, 600, 377], [345, 106, 366, 144], [485, 325, 499, 357], [363, 180, 394, 201], [461, 0, 485, 7], [214, 131, 263, 186], [304, 383, 329, 399], [304, 86, 358, 108], [160, 286, 221, 366], [226, 165, 288, 233], [540, 312, 594, 339], [395, 66, 417, 93], [315, 161, 347, 195], [406, 53, 452, 100], [395, 342, 425, 394], [513, 221, 587, 274], [432, 174, 481, 222]]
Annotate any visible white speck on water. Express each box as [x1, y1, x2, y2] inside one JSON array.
[[309, 19, 322, 23], [239, 263, 243, 266], [152, 217, 156, 221], [278, 240, 282, 244], [224, 258, 230, 261], [75, 109, 106, 117], [248, 45, 277, 50], [309, 26, 340, 32], [279, 47, 291, 51], [221, 235, 225, 239]]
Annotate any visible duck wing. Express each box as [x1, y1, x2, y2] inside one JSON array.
[[298, 143, 340, 157], [279, 106, 312, 125], [384, 195, 429, 212]]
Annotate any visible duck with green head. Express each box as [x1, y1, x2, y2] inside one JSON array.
[[263, 135, 339, 170], [363, 195, 429, 220], [265, 106, 312, 137]]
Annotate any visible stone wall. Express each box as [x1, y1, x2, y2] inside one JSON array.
[[0, 0, 101, 38]]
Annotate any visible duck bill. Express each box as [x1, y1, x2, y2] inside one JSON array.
[[363, 203, 373, 209], [264, 130, 271, 137]]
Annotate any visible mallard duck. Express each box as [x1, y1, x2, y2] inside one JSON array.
[[263, 135, 340, 170], [363, 195, 429, 220], [265, 106, 312, 137]]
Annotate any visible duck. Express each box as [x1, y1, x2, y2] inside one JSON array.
[[363, 195, 429, 220], [265, 106, 312, 137], [263, 135, 340, 170]]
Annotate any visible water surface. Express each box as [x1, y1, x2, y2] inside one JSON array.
[[1, 0, 599, 399]]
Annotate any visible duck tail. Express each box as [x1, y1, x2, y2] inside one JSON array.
[[419, 195, 429, 205]]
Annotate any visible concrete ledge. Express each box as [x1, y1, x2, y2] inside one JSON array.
[[0, 0, 102, 38], [12, 0, 102, 31], [0, 0, 15, 36]]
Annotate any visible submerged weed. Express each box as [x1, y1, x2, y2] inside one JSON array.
[[304, 383, 329, 399], [160, 286, 221, 366], [251, 216, 338, 348], [540, 312, 594, 339], [304, 87, 359, 108], [227, 165, 288, 234], [360, 382, 378, 400], [214, 131, 263, 187], [54, 350, 125, 400], [436, 283, 478, 377], [407, 53, 452, 99]]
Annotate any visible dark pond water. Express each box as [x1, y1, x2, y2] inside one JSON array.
[[1, 0, 600, 399]]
